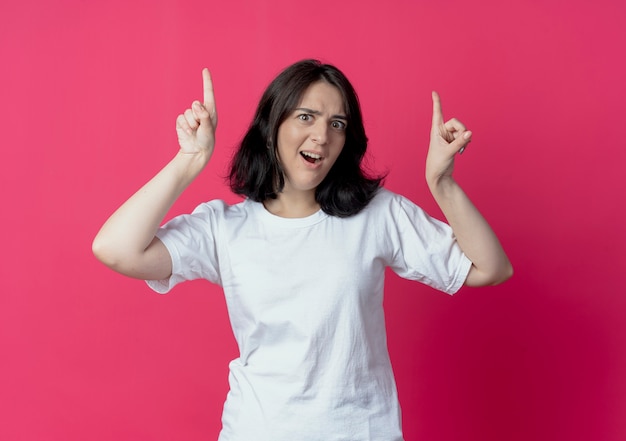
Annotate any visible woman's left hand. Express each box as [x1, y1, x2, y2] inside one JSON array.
[[425, 91, 472, 187]]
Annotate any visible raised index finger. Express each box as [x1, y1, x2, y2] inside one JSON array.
[[202, 68, 215, 107], [431, 91, 444, 128]]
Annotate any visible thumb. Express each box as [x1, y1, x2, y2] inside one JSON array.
[[193, 101, 213, 130], [451, 130, 472, 154]]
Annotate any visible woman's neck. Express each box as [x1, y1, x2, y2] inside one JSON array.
[[263, 191, 320, 218]]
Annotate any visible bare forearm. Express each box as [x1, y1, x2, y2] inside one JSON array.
[[92, 151, 208, 272], [429, 177, 513, 286]]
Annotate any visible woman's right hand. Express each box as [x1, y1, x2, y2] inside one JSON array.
[[175, 68, 218, 158]]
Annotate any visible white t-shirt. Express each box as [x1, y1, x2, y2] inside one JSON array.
[[147, 188, 472, 441]]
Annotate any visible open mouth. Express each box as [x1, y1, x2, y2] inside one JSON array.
[[300, 151, 322, 164]]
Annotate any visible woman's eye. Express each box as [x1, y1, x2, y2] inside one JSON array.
[[331, 120, 347, 130], [298, 114, 312, 122]]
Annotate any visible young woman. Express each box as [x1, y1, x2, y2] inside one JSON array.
[[93, 59, 512, 441]]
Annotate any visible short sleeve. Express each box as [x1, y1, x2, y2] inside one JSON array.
[[145, 201, 224, 294], [386, 194, 472, 295]]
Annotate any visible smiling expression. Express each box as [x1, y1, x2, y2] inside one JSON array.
[[275, 80, 347, 198]]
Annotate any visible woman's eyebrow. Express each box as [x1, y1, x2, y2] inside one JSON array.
[[295, 107, 348, 121]]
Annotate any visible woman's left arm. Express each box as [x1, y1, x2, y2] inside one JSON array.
[[426, 92, 513, 287]]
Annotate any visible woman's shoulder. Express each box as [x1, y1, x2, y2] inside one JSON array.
[[366, 187, 407, 210], [360, 187, 429, 221], [189, 198, 254, 221]]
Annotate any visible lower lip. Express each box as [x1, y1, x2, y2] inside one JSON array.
[[300, 155, 324, 169]]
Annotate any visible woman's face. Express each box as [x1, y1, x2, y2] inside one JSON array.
[[276, 81, 347, 197]]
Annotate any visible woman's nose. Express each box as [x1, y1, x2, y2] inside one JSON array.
[[311, 122, 328, 145]]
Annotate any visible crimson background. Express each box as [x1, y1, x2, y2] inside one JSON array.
[[2, 0, 625, 440]]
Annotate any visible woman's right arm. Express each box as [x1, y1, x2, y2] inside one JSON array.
[[92, 69, 217, 280]]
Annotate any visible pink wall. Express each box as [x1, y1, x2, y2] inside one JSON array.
[[2, 0, 625, 439]]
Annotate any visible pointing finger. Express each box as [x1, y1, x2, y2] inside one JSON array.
[[431, 91, 444, 128], [202, 68, 215, 108]]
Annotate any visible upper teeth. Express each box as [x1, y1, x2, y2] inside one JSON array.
[[302, 152, 321, 159]]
